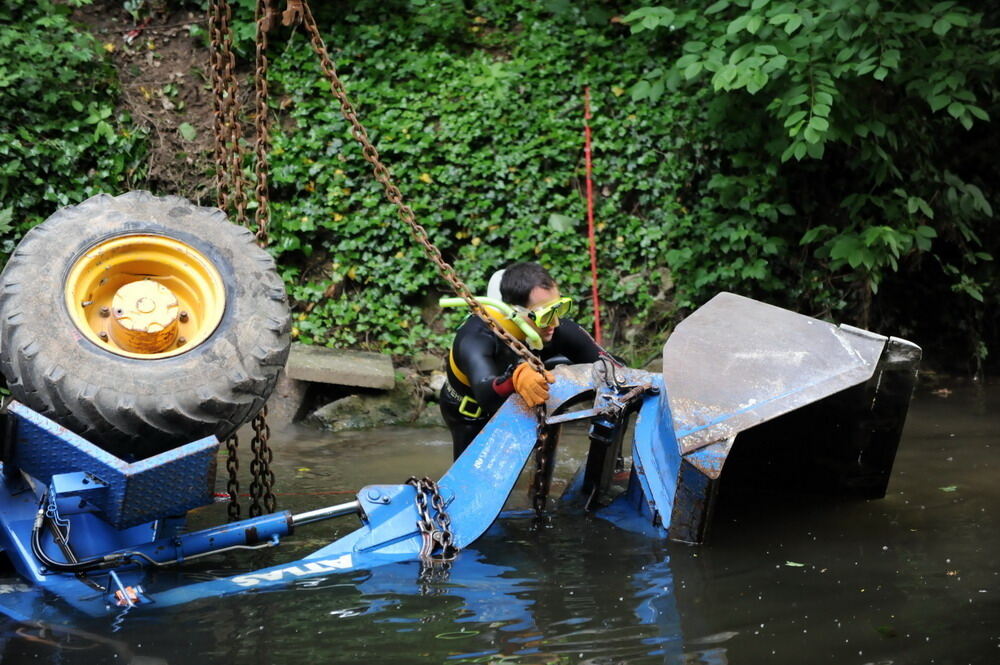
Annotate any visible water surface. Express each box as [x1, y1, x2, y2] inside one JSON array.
[[0, 385, 996, 664]]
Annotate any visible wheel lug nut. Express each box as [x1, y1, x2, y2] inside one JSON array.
[[177, 336, 187, 347], [98, 331, 109, 341], [99, 306, 110, 317], [179, 310, 189, 323]]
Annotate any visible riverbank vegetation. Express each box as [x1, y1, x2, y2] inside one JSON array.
[[1, 0, 997, 374]]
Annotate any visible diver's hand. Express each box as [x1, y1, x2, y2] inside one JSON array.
[[512, 363, 555, 407]]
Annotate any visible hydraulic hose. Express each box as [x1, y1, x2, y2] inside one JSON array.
[[30, 497, 131, 573]]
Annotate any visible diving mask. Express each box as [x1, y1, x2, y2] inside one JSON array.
[[519, 297, 573, 328]]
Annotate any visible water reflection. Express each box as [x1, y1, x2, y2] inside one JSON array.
[[0, 385, 996, 664]]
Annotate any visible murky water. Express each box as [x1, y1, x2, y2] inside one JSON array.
[[1, 385, 996, 664]]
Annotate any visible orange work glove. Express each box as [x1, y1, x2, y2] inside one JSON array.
[[512, 363, 555, 407]]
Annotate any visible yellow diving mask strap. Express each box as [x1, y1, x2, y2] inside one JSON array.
[[438, 296, 544, 350]]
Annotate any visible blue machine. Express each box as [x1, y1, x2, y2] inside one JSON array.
[[0, 293, 920, 618]]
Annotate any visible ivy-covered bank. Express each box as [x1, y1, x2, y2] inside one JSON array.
[[0, 0, 147, 258], [262, 3, 704, 362], [1, 0, 997, 373]]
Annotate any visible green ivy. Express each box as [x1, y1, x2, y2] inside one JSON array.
[[2, 0, 996, 370], [0, 0, 148, 259], [245, 2, 704, 359], [623, 0, 998, 362]]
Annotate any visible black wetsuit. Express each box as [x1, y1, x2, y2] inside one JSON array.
[[439, 316, 607, 459]]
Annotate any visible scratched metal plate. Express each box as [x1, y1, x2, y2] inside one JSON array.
[[662, 292, 886, 455]]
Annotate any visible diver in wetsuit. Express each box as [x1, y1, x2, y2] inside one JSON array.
[[439, 262, 616, 459]]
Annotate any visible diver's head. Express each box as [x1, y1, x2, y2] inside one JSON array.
[[501, 263, 569, 343]]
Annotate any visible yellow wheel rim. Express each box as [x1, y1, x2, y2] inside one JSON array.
[[64, 234, 226, 359]]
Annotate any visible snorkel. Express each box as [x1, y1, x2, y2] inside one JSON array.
[[438, 296, 544, 350]]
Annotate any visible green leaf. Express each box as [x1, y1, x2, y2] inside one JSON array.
[[784, 14, 802, 33], [630, 79, 651, 101], [784, 110, 807, 127], [178, 122, 197, 141], [684, 61, 703, 79], [547, 213, 574, 232], [938, 485, 957, 493], [967, 105, 989, 121], [944, 12, 968, 27], [932, 17, 951, 35], [809, 116, 829, 132], [727, 15, 750, 35], [928, 95, 950, 112], [705, 0, 730, 14], [785, 561, 805, 567]]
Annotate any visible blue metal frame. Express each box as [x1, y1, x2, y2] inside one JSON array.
[[0, 293, 919, 619]]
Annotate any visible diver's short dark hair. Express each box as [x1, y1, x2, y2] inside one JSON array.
[[500, 262, 556, 307]]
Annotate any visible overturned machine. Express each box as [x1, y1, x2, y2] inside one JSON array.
[[0, 196, 921, 615]]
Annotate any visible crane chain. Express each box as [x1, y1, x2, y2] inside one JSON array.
[[296, 0, 557, 513], [248, 406, 276, 516], [224, 434, 241, 521], [209, 0, 248, 225], [253, 0, 273, 248], [530, 412, 557, 515], [210, 0, 278, 520], [407, 476, 458, 583]]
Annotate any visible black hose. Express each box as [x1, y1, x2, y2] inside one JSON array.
[[30, 496, 130, 573]]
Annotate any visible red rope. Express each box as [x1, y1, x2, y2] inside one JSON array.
[[583, 86, 603, 344]]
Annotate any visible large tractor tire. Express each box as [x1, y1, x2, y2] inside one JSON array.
[[0, 191, 291, 460]]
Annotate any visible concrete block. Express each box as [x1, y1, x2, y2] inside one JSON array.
[[414, 352, 443, 373], [285, 343, 395, 390]]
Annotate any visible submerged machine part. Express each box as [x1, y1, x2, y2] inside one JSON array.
[[0, 292, 919, 618], [655, 293, 921, 543]]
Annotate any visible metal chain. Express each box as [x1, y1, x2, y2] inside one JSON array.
[[224, 433, 241, 520], [211, 0, 278, 519], [295, 0, 556, 516], [208, 0, 228, 211], [530, 410, 557, 515], [210, 0, 243, 521], [406, 477, 458, 565], [296, 2, 545, 376], [253, 0, 273, 247], [209, 0, 248, 225], [248, 406, 275, 515]]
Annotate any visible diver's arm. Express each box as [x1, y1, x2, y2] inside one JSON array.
[[549, 319, 623, 365]]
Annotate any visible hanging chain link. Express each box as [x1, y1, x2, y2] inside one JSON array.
[[406, 476, 458, 572], [253, 0, 274, 247], [530, 411, 558, 515], [295, 0, 558, 514], [209, 0, 248, 225], [248, 406, 276, 516], [210, 0, 277, 520], [224, 433, 241, 520]]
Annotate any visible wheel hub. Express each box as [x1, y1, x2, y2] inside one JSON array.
[[110, 279, 181, 354], [64, 234, 226, 359]]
